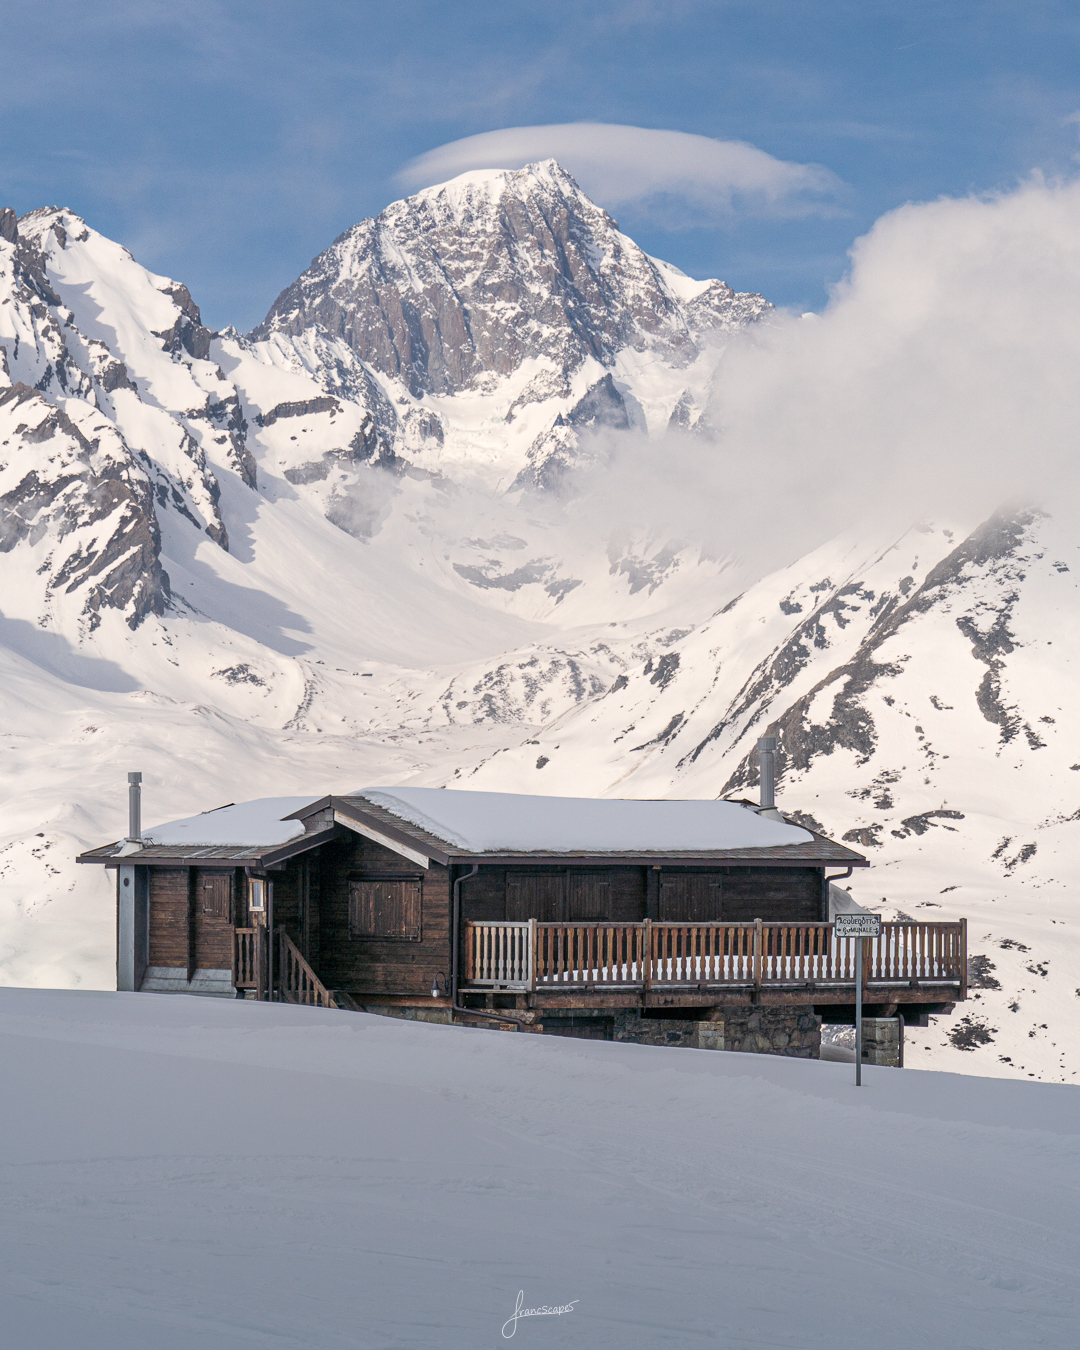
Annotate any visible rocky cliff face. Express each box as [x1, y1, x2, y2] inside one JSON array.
[[0, 208, 233, 631], [253, 161, 768, 398], [249, 162, 769, 487], [0, 382, 168, 630]]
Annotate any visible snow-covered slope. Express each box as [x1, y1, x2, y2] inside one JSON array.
[[0, 174, 1077, 1086], [1, 989, 1077, 1349], [453, 507, 1080, 1082]]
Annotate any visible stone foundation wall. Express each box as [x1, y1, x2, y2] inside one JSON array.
[[861, 1017, 901, 1067], [711, 1007, 821, 1057], [566, 1006, 823, 1057], [357, 1004, 824, 1059]]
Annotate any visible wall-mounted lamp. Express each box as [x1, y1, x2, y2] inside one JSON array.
[[431, 972, 448, 999]]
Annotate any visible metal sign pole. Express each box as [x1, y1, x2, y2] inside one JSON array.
[[833, 913, 880, 1088], [855, 937, 862, 1088]]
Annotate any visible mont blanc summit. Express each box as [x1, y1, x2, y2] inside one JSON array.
[[0, 167, 1077, 1082]]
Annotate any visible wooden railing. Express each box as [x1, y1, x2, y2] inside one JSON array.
[[467, 919, 535, 988], [277, 930, 339, 1008], [464, 920, 966, 991], [234, 927, 260, 990]]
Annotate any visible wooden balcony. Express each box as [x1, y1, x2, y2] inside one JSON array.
[[463, 919, 966, 1003]]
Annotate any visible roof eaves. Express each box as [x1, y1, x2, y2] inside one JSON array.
[[439, 848, 869, 866]]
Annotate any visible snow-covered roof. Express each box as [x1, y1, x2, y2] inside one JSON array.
[[143, 797, 315, 848], [353, 787, 814, 853]]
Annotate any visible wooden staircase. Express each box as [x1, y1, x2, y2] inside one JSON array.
[[277, 930, 339, 1008], [234, 926, 346, 1009]]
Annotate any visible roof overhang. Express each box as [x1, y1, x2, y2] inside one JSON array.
[[76, 823, 348, 870], [441, 854, 870, 867]]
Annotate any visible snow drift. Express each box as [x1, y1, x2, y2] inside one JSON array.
[[0, 989, 1076, 1348]]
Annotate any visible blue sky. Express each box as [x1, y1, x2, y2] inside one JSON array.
[[3, 1, 1080, 330]]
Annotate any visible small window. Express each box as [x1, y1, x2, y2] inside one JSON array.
[[200, 872, 232, 920], [349, 878, 421, 940], [248, 878, 266, 912]]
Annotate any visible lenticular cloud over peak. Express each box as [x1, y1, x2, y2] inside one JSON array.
[[395, 123, 846, 221]]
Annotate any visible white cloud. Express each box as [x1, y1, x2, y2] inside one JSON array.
[[564, 176, 1080, 576], [395, 123, 845, 222]]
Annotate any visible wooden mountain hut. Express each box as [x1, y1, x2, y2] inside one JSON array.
[[78, 776, 967, 1061]]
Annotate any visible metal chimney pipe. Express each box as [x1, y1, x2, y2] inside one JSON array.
[[127, 772, 143, 843], [757, 737, 776, 811]]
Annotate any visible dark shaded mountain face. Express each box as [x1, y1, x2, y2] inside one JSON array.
[[251, 160, 769, 398], [0, 208, 231, 633]]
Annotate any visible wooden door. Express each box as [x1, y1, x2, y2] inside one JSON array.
[[567, 871, 612, 921], [506, 873, 566, 921], [658, 873, 722, 922], [195, 870, 234, 970]]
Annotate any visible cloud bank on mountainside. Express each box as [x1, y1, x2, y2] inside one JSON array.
[[564, 176, 1080, 578]]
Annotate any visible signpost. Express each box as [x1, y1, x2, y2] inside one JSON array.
[[834, 913, 882, 1085]]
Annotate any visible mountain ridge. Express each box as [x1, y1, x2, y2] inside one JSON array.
[[0, 168, 1075, 1084]]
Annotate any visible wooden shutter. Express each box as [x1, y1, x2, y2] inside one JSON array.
[[505, 873, 566, 921], [349, 878, 421, 940], [659, 874, 721, 922], [567, 871, 612, 921], [200, 873, 232, 920]]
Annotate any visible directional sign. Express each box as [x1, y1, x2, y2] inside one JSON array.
[[834, 913, 881, 938], [834, 913, 881, 1087]]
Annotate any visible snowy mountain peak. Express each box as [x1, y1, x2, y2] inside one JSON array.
[[407, 158, 584, 222], [251, 159, 770, 402]]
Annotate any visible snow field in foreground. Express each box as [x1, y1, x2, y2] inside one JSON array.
[[0, 989, 1077, 1349]]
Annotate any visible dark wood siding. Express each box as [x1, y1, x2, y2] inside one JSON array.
[[461, 865, 821, 926], [140, 848, 826, 999], [716, 866, 822, 922], [314, 835, 451, 995], [147, 868, 189, 968], [464, 866, 647, 923], [658, 873, 721, 922]]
